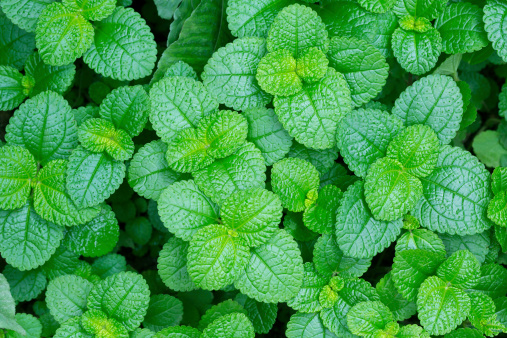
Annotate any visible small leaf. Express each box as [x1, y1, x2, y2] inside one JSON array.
[[472, 130, 507, 168], [468, 292, 506, 336], [392, 0, 446, 20], [0, 10, 35, 70], [234, 294, 277, 334], [158, 237, 197, 292], [0, 146, 37, 210], [376, 272, 417, 322], [286, 312, 337, 338], [201, 313, 254, 338], [24, 52, 76, 97], [303, 185, 342, 234], [347, 301, 394, 337], [81, 309, 128, 338], [61, 0, 116, 21], [198, 300, 246, 331], [46, 275, 92, 324], [492, 167, 507, 195], [3, 265, 47, 303], [256, 49, 302, 96], [296, 47, 329, 83], [165, 128, 213, 173], [436, 250, 481, 289], [287, 263, 328, 313], [489, 191, 507, 227]]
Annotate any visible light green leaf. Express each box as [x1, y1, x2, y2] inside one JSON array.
[[396, 228, 446, 254], [5, 313, 41, 338], [235, 229, 304, 303], [244, 107, 292, 166], [488, 191, 507, 227], [436, 250, 480, 289], [202, 37, 272, 111], [153, 326, 201, 338], [99, 85, 149, 137], [73, 106, 99, 127], [193, 142, 266, 205], [6, 91, 78, 164], [376, 272, 417, 322], [33, 160, 100, 227], [417, 276, 471, 335], [0, 0, 55, 33], [83, 7, 157, 80], [187, 224, 250, 290], [469, 263, 507, 300], [78, 118, 134, 161], [296, 47, 329, 83], [337, 108, 404, 178], [25, 52, 76, 97], [198, 300, 246, 331], [274, 67, 352, 149], [46, 275, 92, 324], [164, 61, 198, 80], [3, 265, 46, 302], [35, 2, 93, 66], [347, 301, 394, 337], [434, 2, 488, 54], [288, 142, 338, 175], [336, 181, 403, 259], [412, 145, 493, 235], [397, 325, 429, 338], [287, 263, 328, 313], [0, 146, 37, 210], [303, 185, 342, 234], [153, 0, 182, 19], [165, 128, 213, 173], [158, 237, 197, 292], [87, 271, 150, 331], [221, 188, 282, 247], [472, 130, 507, 168], [0, 10, 35, 70], [365, 157, 423, 221], [484, 0, 507, 62], [80, 309, 128, 338], [286, 312, 338, 338], [0, 202, 63, 271], [392, 0, 446, 20], [0, 66, 26, 111], [143, 295, 183, 332], [202, 313, 254, 338], [53, 317, 92, 338], [62, 0, 116, 21], [444, 328, 485, 338], [392, 74, 463, 144], [492, 167, 507, 195], [327, 36, 389, 107], [128, 141, 180, 201], [0, 273, 25, 334], [439, 231, 490, 264], [468, 292, 506, 336], [91, 254, 126, 279], [234, 294, 277, 334], [357, 0, 395, 13], [392, 26, 442, 76], [63, 204, 119, 258], [149, 76, 218, 144], [256, 49, 301, 96], [66, 146, 125, 209], [433, 54, 462, 78]]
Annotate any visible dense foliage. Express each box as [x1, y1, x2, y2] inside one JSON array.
[[1, 0, 507, 337]]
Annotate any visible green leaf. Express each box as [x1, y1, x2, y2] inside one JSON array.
[[164, 61, 198, 80], [417, 276, 471, 335], [99, 85, 149, 137], [149, 76, 218, 144], [436, 250, 480, 289], [287, 263, 328, 313], [53, 317, 92, 338], [202, 37, 272, 111], [346, 301, 394, 337], [336, 181, 404, 259], [244, 107, 292, 166], [153, 326, 201, 338], [392, 26, 442, 76], [468, 292, 506, 336], [165, 128, 213, 173], [473, 131, 507, 168], [412, 145, 493, 235], [0, 146, 36, 210], [202, 313, 254, 338], [235, 229, 304, 303], [125, 217, 152, 246], [63, 204, 119, 258], [193, 142, 266, 205], [267, 4, 328, 57], [357, 0, 396, 13], [158, 236, 197, 292], [6, 91, 78, 164], [152, 0, 230, 82], [469, 263, 507, 300], [489, 191, 507, 227], [234, 294, 277, 334], [337, 108, 404, 178], [283, 212, 319, 242], [392, 0, 446, 20], [33, 160, 100, 227], [66, 146, 125, 209], [0, 0, 55, 33], [274, 67, 352, 150], [391, 248, 446, 301], [439, 231, 490, 264], [396, 228, 446, 254], [492, 167, 507, 195], [41, 246, 80, 280], [87, 271, 151, 331], [313, 234, 371, 278], [376, 272, 417, 322], [5, 314, 41, 338], [0, 202, 63, 271], [81, 310, 128, 338], [83, 7, 157, 81], [433, 54, 462, 78], [25, 52, 76, 97], [197, 300, 246, 331], [271, 157, 319, 212], [3, 265, 46, 302], [0, 66, 26, 111], [62, 0, 116, 21], [143, 295, 183, 332], [484, 0, 507, 62], [187, 224, 250, 290], [221, 188, 282, 247], [444, 328, 483, 338], [128, 141, 180, 201], [434, 2, 488, 54], [303, 185, 342, 234], [392, 74, 463, 144], [256, 49, 301, 96], [91, 253, 126, 279], [286, 312, 338, 338], [46, 274, 92, 324], [227, 0, 293, 38], [0, 273, 25, 334], [288, 143, 338, 175], [157, 180, 219, 241], [73, 106, 100, 127], [365, 157, 423, 221], [397, 325, 429, 338], [0, 10, 35, 70], [296, 47, 329, 83], [35, 2, 93, 66], [327, 36, 389, 107], [78, 118, 134, 161], [153, 0, 182, 19]]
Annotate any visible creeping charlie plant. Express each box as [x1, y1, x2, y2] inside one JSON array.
[[1, 0, 507, 337]]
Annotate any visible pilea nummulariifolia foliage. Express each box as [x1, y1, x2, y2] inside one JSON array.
[[1, 0, 507, 337]]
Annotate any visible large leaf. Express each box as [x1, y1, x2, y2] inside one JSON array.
[[0, 0, 55, 32], [286, 312, 338, 338], [158, 237, 197, 292], [484, 0, 507, 62], [46, 275, 92, 324]]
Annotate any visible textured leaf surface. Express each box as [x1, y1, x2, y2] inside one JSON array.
[[0, 11, 35, 70], [376, 272, 416, 322], [347, 301, 393, 336], [468, 292, 506, 337], [0, 146, 36, 210], [484, 0, 507, 62], [412, 145, 492, 235], [197, 299, 246, 330], [336, 181, 403, 259], [6, 91, 78, 164], [337, 108, 403, 178], [62, 0, 116, 21], [202, 313, 254, 338], [286, 312, 338, 338], [392, 0, 446, 20], [274, 68, 352, 149], [3, 265, 47, 302], [52, 317, 92, 338], [87, 271, 150, 331], [439, 231, 490, 264], [288, 143, 338, 175], [357, 0, 396, 13], [46, 275, 92, 324], [256, 49, 301, 96], [158, 237, 197, 292], [235, 229, 304, 303], [235, 294, 277, 334], [327, 36, 389, 107], [0, 0, 55, 32], [202, 37, 272, 111], [0, 273, 25, 334], [436, 250, 480, 289], [157, 180, 219, 241], [0, 66, 25, 111], [0, 203, 63, 271], [392, 74, 463, 144], [396, 228, 446, 254], [470, 263, 507, 300], [492, 167, 507, 195], [287, 263, 328, 313], [165, 128, 212, 173], [303, 185, 342, 234], [187, 224, 250, 290], [66, 146, 125, 209], [142, 294, 183, 332], [489, 191, 507, 227], [83, 7, 157, 81], [24, 52, 76, 97]]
